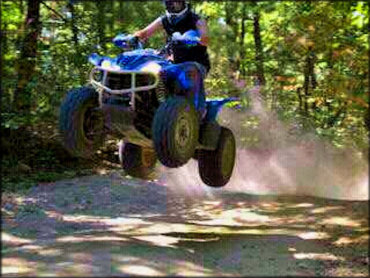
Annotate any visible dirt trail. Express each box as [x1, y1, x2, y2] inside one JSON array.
[[2, 85, 368, 276], [2, 171, 368, 276]]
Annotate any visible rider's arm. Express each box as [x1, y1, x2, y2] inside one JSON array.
[[133, 17, 163, 41], [196, 19, 209, 46]]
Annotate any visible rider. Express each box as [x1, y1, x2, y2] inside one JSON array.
[[133, 0, 211, 74], [133, 0, 210, 117]]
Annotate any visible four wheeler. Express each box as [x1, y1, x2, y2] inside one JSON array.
[[59, 31, 238, 187]]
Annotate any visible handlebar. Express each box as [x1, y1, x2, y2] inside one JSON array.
[[112, 34, 143, 50], [113, 30, 200, 51]]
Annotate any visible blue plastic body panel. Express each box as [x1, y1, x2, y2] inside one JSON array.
[[204, 97, 240, 122]]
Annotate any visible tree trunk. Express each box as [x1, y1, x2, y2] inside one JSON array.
[[119, 1, 124, 14], [1, 23, 8, 56], [240, 5, 246, 78], [252, 11, 266, 85], [303, 46, 317, 115], [364, 110, 370, 132], [297, 87, 303, 112], [67, 2, 79, 48], [225, 2, 233, 60], [96, 1, 106, 50], [107, 0, 114, 35], [118, 1, 124, 24], [303, 63, 310, 116], [19, 0, 24, 15], [13, 0, 41, 112], [308, 47, 317, 89], [67, 2, 85, 83], [225, 2, 238, 71]]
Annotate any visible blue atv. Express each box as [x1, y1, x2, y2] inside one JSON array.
[[59, 32, 237, 187]]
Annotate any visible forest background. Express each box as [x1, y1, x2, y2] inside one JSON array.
[[1, 0, 369, 191]]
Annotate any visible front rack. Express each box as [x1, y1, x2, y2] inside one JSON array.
[[89, 66, 159, 110], [89, 66, 159, 94]]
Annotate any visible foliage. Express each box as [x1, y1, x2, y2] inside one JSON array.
[[1, 1, 368, 189]]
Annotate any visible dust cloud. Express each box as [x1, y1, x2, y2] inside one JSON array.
[[157, 86, 368, 201]]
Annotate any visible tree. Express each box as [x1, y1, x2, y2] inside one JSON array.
[[96, 1, 106, 50], [252, 10, 265, 85], [13, 0, 41, 113]]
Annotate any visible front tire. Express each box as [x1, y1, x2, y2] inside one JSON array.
[[152, 96, 199, 168], [59, 86, 105, 158], [198, 127, 236, 187], [119, 141, 157, 179]]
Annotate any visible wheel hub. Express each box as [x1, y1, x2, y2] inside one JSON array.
[[175, 116, 191, 148], [141, 148, 156, 167], [83, 108, 102, 141]]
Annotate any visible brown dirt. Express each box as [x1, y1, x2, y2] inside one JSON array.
[[2, 170, 368, 276], [2, 85, 368, 276]]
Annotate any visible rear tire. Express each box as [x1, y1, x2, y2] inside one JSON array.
[[198, 127, 236, 187], [119, 141, 157, 179], [152, 96, 199, 168]]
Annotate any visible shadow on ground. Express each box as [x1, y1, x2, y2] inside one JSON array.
[[2, 173, 369, 276]]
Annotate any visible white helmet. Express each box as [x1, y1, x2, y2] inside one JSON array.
[[163, 0, 189, 22]]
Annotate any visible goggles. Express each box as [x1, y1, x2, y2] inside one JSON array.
[[164, 0, 186, 13]]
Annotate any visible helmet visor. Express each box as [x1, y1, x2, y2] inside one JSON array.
[[165, 0, 185, 13]]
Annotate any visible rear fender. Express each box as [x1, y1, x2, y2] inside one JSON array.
[[204, 97, 239, 122]]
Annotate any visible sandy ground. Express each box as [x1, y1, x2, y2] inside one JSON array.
[[2, 171, 369, 277]]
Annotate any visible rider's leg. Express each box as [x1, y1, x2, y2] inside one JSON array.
[[161, 62, 206, 118], [195, 63, 207, 119]]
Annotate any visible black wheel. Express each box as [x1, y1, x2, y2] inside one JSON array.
[[59, 86, 105, 158], [198, 127, 236, 187], [118, 141, 157, 179], [152, 96, 199, 168]]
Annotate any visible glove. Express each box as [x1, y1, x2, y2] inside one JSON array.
[[183, 30, 200, 42], [171, 30, 200, 46], [128, 35, 139, 46], [172, 32, 182, 41], [112, 34, 140, 49], [112, 33, 128, 48]]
